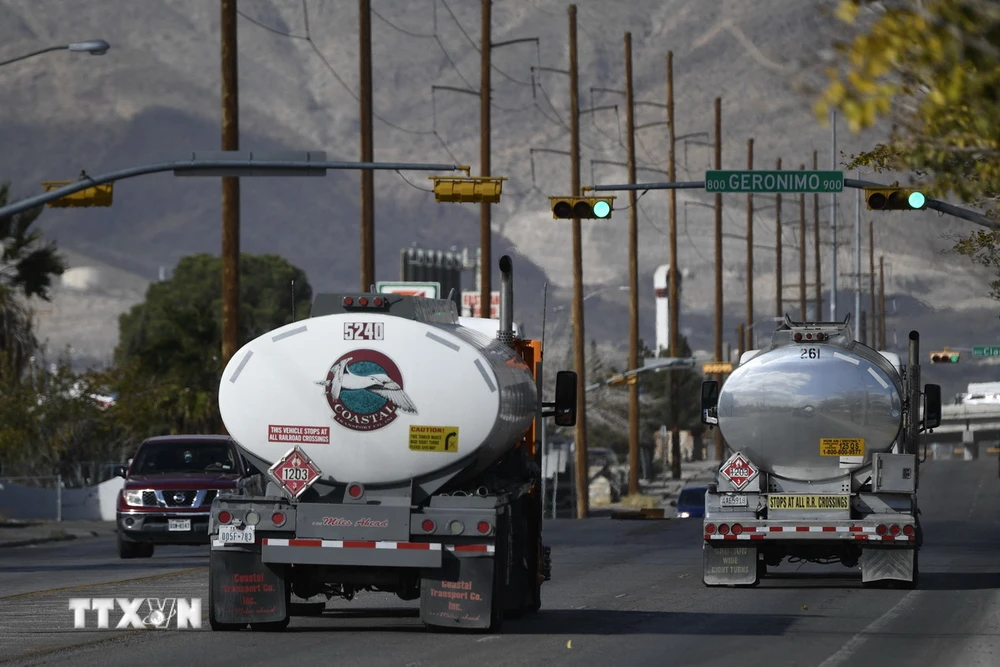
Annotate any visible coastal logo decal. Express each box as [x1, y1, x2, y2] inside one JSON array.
[[316, 349, 417, 432]]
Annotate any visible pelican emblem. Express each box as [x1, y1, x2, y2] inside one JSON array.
[[317, 350, 416, 432]]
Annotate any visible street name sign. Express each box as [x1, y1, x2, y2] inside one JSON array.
[[972, 346, 1000, 358], [705, 170, 844, 194]]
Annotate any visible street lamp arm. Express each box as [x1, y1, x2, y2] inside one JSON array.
[[0, 157, 469, 219], [0, 45, 68, 68]]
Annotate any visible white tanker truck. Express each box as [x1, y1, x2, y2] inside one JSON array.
[[207, 256, 577, 631], [699, 315, 942, 588]]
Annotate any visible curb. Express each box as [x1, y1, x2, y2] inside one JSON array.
[[0, 530, 104, 550]]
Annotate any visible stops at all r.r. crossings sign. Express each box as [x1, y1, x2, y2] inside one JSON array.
[[705, 170, 844, 194]]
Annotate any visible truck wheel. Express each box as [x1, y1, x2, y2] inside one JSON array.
[[136, 543, 154, 558], [250, 617, 290, 632], [117, 533, 138, 559], [289, 601, 326, 617]]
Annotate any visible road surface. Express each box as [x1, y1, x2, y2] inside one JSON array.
[[1, 457, 997, 666]]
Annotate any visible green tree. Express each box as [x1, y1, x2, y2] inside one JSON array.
[[112, 253, 313, 436], [0, 182, 67, 378], [817, 0, 1000, 297]]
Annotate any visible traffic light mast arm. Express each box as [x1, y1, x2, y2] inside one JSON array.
[[582, 179, 998, 230], [584, 357, 696, 392]]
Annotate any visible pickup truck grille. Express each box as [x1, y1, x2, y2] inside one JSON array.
[[163, 491, 198, 507], [142, 491, 157, 506]]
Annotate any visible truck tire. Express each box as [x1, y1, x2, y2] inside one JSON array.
[[250, 617, 290, 632], [117, 533, 138, 559], [136, 543, 154, 558], [289, 601, 326, 617]]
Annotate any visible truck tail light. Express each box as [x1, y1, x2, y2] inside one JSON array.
[[421, 519, 436, 533], [889, 524, 901, 536], [476, 521, 492, 535], [731, 523, 743, 535], [876, 524, 887, 535], [718, 524, 730, 535], [347, 483, 364, 499], [902, 524, 915, 536], [271, 511, 286, 527], [705, 523, 717, 534], [217, 510, 232, 525]]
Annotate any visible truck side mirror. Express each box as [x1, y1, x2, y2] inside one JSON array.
[[701, 380, 719, 426], [553, 370, 578, 427], [923, 383, 941, 430], [113, 465, 127, 478]]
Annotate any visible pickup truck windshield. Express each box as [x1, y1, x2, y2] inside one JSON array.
[[132, 441, 236, 475]]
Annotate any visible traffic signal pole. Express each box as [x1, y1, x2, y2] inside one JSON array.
[[480, 0, 493, 320], [667, 51, 682, 478], [799, 164, 807, 320], [813, 151, 823, 320], [359, 0, 375, 291], [746, 139, 755, 350], [568, 4, 590, 520], [775, 157, 783, 319], [713, 97, 724, 462]]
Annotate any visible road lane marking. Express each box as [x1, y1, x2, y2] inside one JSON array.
[[816, 590, 919, 667], [0, 567, 205, 600]]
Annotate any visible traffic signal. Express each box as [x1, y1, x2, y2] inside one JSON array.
[[863, 186, 926, 211], [430, 176, 507, 204], [549, 196, 616, 220], [929, 350, 960, 363]]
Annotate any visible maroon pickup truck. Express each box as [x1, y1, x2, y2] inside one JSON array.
[[115, 434, 263, 559]]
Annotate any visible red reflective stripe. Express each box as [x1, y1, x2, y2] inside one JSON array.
[[769, 526, 782, 532], [849, 526, 864, 532], [853, 534, 869, 541], [452, 544, 489, 552], [288, 539, 321, 547], [743, 527, 758, 533], [883, 535, 895, 542], [822, 526, 837, 532], [795, 526, 810, 532], [396, 542, 433, 550], [749, 534, 764, 540], [722, 535, 737, 541], [343, 540, 376, 549]]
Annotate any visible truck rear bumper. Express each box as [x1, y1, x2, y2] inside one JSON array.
[[703, 520, 916, 544], [212, 537, 495, 568]]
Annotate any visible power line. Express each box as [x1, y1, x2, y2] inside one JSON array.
[[438, 0, 534, 86]]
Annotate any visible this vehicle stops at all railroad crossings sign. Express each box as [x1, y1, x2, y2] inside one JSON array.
[[720, 452, 759, 491], [268, 446, 322, 498], [705, 170, 844, 194]]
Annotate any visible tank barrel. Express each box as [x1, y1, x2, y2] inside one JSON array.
[[498, 255, 514, 347]]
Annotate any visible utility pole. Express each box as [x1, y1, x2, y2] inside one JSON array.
[[854, 169, 862, 339], [745, 138, 754, 350], [625, 33, 641, 495], [775, 157, 782, 318], [220, 0, 240, 394], [799, 164, 807, 320], [479, 0, 492, 318], [829, 110, 838, 320], [869, 221, 877, 348], [860, 311, 867, 345], [667, 51, 681, 479], [813, 150, 822, 320], [713, 97, 723, 462], [359, 0, 375, 290], [878, 255, 886, 350], [736, 324, 745, 359], [568, 4, 589, 519]]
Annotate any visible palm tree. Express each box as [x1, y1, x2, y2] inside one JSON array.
[[0, 182, 67, 379]]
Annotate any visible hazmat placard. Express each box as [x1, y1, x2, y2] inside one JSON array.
[[409, 426, 459, 453], [819, 438, 865, 457]]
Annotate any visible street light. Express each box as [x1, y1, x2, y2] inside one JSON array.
[[0, 40, 111, 68], [553, 285, 629, 312]]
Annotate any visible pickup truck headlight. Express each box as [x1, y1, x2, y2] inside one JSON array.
[[124, 490, 147, 507], [678, 511, 691, 519]]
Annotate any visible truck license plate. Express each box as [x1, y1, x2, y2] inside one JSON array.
[[168, 519, 191, 531], [218, 525, 255, 544], [720, 495, 748, 507]]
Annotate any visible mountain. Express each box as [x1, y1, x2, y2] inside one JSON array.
[[2, 0, 997, 398]]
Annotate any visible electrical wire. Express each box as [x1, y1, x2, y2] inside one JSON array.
[[438, 0, 535, 86]]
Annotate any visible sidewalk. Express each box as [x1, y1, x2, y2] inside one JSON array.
[[0, 519, 118, 549]]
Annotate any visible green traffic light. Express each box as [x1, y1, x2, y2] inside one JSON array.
[[593, 200, 611, 218], [950, 353, 959, 363], [908, 191, 926, 208]]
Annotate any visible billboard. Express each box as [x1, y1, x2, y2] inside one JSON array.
[[462, 290, 500, 319], [376, 281, 440, 298]]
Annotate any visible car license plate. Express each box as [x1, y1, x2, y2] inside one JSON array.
[[218, 525, 255, 544], [720, 494, 748, 507], [168, 519, 191, 531]]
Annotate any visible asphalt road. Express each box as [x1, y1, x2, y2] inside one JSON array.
[[1, 457, 998, 667]]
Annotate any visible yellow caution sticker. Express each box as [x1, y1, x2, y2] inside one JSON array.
[[819, 438, 865, 457], [408, 426, 459, 453], [768, 495, 850, 510]]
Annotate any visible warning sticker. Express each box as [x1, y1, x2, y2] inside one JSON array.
[[409, 426, 459, 453], [268, 424, 331, 444], [819, 438, 865, 457]]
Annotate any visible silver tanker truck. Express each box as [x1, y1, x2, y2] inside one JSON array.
[[699, 315, 941, 588]]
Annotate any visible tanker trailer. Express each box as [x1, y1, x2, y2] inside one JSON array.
[[699, 315, 941, 588], [207, 255, 578, 632]]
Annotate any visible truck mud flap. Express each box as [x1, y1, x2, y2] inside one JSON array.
[[420, 554, 497, 630], [703, 544, 758, 586], [861, 546, 916, 584], [210, 548, 289, 625]]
